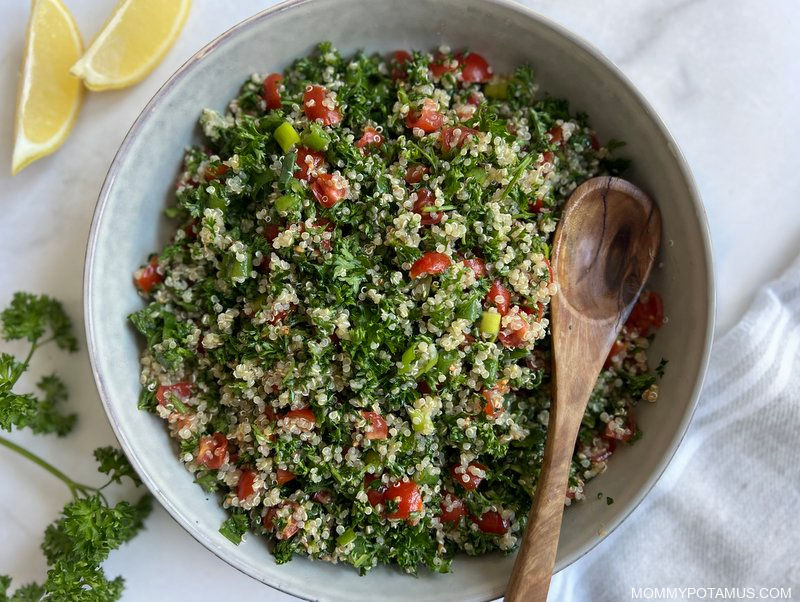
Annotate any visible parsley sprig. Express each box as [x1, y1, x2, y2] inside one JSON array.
[[0, 292, 152, 602]]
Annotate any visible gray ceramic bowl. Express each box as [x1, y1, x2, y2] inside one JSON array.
[[84, 1, 714, 600]]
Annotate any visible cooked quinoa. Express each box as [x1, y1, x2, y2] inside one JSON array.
[[130, 43, 665, 574]]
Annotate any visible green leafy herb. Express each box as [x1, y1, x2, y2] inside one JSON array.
[[0, 292, 152, 601]]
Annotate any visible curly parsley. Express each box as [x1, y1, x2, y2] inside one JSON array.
[[0, 293, 152, 602]]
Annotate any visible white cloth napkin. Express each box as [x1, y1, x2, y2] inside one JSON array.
[[547, 255, 800, 600]]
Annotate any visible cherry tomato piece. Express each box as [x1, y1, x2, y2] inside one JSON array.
[[604, 340, 627, 370], [262, 501, 300, 540], [197, 432, 228, 469], [238, 468, 257, 499], [409, 252, 452, 279], [405, 99, 444, 133], [625, 291, 664, 336], [276, 468, 296, 485], [384, 480, 423, 520], [356, 127, 384, 150], [204, 163, 229, 180], [391, 50, 413, 79], [456, 52, 492, 83], [262, 73, 283, 110], [439, 494, 466, 523], [429, 52, 456, 78], [440, 125, 478, 153], [548, 126, 563, 145], [134, 257, 162, 293], [470, 510, 508, 534], [451, 461, 486, 491], [462, 257, 487, 279], [412, 188, 443, 225], [156, 382, 192, 406], [485, 280, 511, 315], [404, 164, 429, 184], [284, 407, 316, 431], [295, 147, 326, 181], [364, 474, 386, 507], [303, 85, 341, 126], [361, 411, 388, 440], [311, 173, 348, 208]]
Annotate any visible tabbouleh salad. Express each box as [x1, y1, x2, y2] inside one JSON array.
[[129, 43, 665, 575]]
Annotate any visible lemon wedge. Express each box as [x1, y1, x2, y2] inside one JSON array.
[[12, 0, 83, 175], [70, 0, 191, 91]]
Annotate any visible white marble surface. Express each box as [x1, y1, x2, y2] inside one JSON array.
[[0, 0, 798, 600]]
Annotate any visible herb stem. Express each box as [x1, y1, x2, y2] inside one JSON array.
[[0, 435, 96, 497]]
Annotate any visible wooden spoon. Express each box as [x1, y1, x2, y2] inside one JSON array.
[[506, 176, 661, 601]]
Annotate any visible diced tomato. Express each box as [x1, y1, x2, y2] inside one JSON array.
[[311, 173, 348, 208], [405, 99, 444, 133], [313, 490, 332, 504], [204, 163, 229, 180], [429, 52, 456, 78], [455, 103, 477, 122], [498, 315, 530, 348], [238, 468, 257, 499], [404, 164, 429, 184], [439, 494, 466, 523], [361, 411, 388, 440], [583, 436, 616, 463], [548, 126, 563, 145], [539, 151, 555, 166], [604, 340, 627, 370], [417, 380, 433, 395], [470, 510, 508, 534], [197, 432, 228, 469], [456, 52, 492, 84], [156, 382, 192, 406], [529, 198, 543, 213], [467, 92, 483, 106], [591, 133, 601, 151], [134, 257, 162, 293], [269, 309, 288, 325], [364, 474, 386, 507], [183, 220, 199, 240], [356, 127, 384, 150], [409, 251, 452, 279], [263, 406, 279, 422], [440, 125, 478, 153], [391, 50, 413, 79], [303, 85, 342, 126], [295, 147, 327, 181], [262, 73, 283, 110], [412, 188, 442, 225], [462, 257, 487, 279], [384, 480, 423, 520], [451, 461, 486, 491], [603, 413, 636, 443], [485, 280, 511, 315], [299, 218, 334, 252], [276, 468, 296, 485], [284, 407, 316, 430], [625, 291, 664, 336], [263, 223, 281, 242], [262, 501, 300, 540], [482, 379, 509, 418]]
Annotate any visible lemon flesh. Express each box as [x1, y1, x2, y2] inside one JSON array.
[[70, 0, 191, 91], [12, 0, 83, 175]]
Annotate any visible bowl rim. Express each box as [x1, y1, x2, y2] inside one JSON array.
[[83, 0, 716, 599]]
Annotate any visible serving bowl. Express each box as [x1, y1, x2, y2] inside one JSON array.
[[84, 0, 714, 600]]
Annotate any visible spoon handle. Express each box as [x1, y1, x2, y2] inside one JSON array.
[[505, 375, 596, 602]]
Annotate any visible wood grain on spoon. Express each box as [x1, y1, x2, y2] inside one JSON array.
[[506, 176, 661, 602]]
